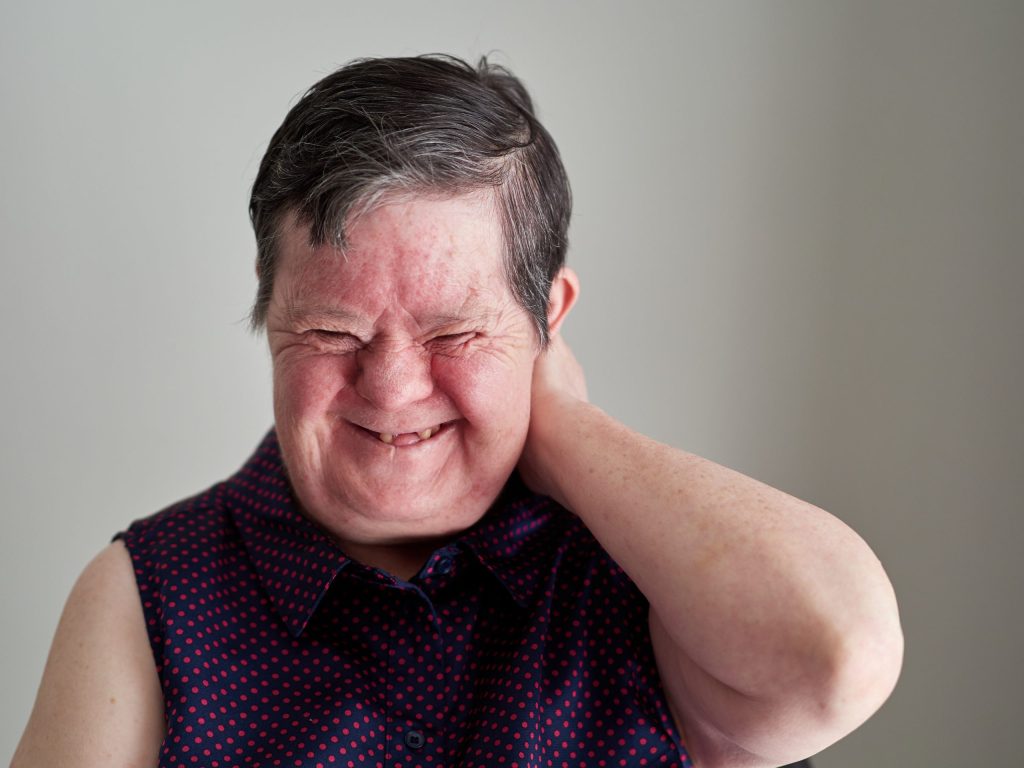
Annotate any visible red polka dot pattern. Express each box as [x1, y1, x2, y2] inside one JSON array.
[[117, 430, 692, 767]]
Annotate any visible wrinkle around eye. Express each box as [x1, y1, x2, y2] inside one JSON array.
[[269, 329, 362, 361], [306, 329, 363, 350], [427, 332, 479, 356]]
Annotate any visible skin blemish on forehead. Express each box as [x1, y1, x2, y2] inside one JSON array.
[[271, 193, 515, 340]]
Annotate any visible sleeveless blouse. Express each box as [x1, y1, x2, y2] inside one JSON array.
[[117, 430, 692, 768]]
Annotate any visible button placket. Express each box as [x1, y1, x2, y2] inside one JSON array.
[[382, 588, 449, 765]]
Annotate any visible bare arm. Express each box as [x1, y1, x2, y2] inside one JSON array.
[[11, 541, 165, 768], [520, 330, 903, 767]]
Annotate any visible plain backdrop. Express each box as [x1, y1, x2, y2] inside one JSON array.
[[2, 2, 1022, 765]]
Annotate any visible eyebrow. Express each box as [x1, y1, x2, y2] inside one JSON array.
[[421, 310, 494, 327], [282, 305, 363, 325]]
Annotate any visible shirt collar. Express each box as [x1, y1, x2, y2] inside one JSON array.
[[459, 473, 568, 609], [225, 430, 351, 637], [226, 429, 565, 635]]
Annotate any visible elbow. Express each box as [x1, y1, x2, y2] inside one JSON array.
[[813, 604, 904, 739], [804, 527, 905, 739], [748, 619, 903, 764]]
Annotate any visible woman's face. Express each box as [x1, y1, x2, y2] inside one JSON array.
[[267, 193, 540, 559]]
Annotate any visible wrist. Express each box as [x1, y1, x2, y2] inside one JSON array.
[[525, 395, 603, 510]]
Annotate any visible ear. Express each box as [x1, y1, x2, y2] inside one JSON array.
[[546, 267, 580, 337]]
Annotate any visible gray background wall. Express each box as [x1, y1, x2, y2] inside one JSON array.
[[2, 1, 1021, 765]]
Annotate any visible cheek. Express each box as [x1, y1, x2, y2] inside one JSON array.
[[274, 353, 354, 416], [433, 352, 534, 426]]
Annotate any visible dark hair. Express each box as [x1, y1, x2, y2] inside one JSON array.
[[248, 54, 572, 343]]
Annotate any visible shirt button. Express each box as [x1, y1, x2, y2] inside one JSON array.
[[436, 556, 454, 575], [405, 729, 425, 749]]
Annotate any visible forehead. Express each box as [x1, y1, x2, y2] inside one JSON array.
[[275, 192, 512, 321]]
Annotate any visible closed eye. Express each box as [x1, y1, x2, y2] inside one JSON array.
[[308, 329, 362, 349], [429, 332, 477, 351]]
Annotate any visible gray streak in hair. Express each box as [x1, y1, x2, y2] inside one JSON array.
[[248, 54, 572, 344]]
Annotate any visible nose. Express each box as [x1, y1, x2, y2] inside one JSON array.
[[354, 342, 434, 412]]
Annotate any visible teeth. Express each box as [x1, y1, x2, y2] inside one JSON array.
[[375, 425, 441, 444]]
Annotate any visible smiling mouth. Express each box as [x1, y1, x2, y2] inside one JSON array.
[[360, 422, 450, 446]]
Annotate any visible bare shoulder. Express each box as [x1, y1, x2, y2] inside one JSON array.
[[11, 541, 165, 768]]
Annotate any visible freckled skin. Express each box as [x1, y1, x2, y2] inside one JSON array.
[[267, 193, 541, 575]]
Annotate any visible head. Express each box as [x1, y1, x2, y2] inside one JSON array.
[[249, 54, 572, 344], [249, 56, 577, 570]]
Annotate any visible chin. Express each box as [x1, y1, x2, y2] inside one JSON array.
[[300, 471, 490, 544], [280, 425, 522, 545]]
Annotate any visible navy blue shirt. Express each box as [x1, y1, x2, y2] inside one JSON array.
[[118, 430, 692, 767]]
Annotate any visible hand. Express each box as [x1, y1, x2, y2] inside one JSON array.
[[517, 334, 589, 503], [532, 333, 588, 403]]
